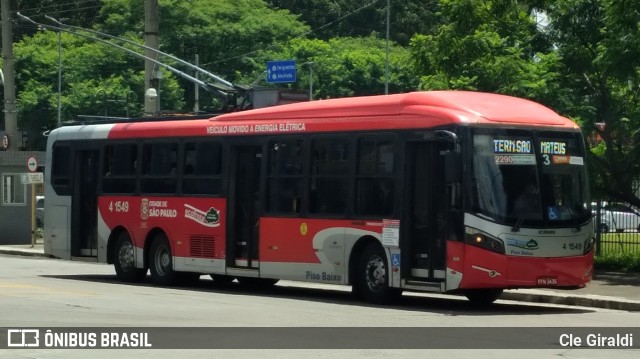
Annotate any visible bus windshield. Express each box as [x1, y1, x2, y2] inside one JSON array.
[[471, 129, 590, 227]]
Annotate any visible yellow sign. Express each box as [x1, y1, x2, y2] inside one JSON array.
[[300, 223, 308, 236]]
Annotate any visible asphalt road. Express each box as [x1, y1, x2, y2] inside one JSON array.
[[0, 254, 639, 359]]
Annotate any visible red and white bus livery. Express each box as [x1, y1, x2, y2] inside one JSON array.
[[44, 91, 594, 304]]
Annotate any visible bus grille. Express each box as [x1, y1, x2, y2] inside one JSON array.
[[189, 236, 216, 258]]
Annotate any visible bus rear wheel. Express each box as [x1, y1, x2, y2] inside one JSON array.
[[465, 289, 503, 306], [149, 234, 178, 286], [113, 232, 147, 282], [354, 243, 401, 304]]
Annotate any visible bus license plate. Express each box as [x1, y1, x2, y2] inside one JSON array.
[[537, 276, 558, 286]]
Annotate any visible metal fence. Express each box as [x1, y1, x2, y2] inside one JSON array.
[[592, 201, 640, 255]]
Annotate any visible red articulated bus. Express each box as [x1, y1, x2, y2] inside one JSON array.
[[44, 91, 594, 305]]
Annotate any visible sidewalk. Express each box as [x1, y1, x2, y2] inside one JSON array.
[[1, 243, 639, 311], [503, 271, 640, 311]]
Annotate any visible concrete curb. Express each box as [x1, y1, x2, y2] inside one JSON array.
[[0, 248, 49, 258], [502, 291, 640, 312]]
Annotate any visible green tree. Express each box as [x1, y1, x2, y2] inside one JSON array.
[[244, 36, 418, 99], [409, 0, 567, 107], [7, 0, 312, 149], [14, 30, 184, 149], [13, 0, 104, 39], [97, 0, 310, 111], [544, 0, 640, 204], [266, 0, 438, 46]]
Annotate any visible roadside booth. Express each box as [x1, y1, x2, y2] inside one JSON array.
[[0, 150, 45, 245]]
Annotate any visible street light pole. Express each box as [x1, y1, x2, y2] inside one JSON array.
[[125, 90, 137, 118], [303, 62, 315, 101], [95, 89, 107, 116], [56, 23, 62, 125], [45, 16, 68, 126]]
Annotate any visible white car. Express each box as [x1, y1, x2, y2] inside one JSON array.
[[594, 202, 640, 233]]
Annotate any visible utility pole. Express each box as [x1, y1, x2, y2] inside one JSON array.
[[385, 0, 390, 95], [144, 0, 160, 115], [2, 0, 18, 151]]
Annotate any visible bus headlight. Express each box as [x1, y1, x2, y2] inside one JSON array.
[[465, 227, 505, 254], [583, 236, 594, 255]]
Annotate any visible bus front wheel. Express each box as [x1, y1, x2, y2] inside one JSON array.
[[465, 289, 503, 306], [149, 234, 178, 286], [113, 232, 147, 282], [354, 243, 401, 304]]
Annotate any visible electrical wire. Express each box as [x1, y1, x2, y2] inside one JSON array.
[[209, 0, 384, 64], [13, 0, 100, 14]]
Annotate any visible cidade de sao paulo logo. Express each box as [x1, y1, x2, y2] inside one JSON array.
[[140, 199, 177, 219], [139, 199, 220, 227]]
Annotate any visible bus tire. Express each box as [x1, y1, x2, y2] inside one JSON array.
[[355, 243, 401, 305], [149, 233, 178, 286], [113, 232, 147, 282], [465, 289, 503, 306]]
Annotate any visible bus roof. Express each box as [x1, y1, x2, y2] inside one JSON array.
[[214, 91, 575, 127], [51, 91, 578, 141]]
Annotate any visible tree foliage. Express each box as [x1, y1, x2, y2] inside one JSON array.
[[6, 0, 310, 148], [242, 36, 418, 99], [544, 0, 640, 204], [12, 0, 104, 39], [95, 0, 309, 111], [409, 0, 568, 107], [14, 29, 184, 148], [266, 0, 438, 46]]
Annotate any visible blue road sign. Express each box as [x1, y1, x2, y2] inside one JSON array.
[[267, 60, 297, 84]]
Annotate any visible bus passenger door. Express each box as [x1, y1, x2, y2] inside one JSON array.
[[71, 149, 99, 257], [227, 145, 262, 268], [404, 142, 448, 281]]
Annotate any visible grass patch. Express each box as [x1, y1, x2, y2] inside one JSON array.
[[594, 252, 640, 272], [595, 232, 640, 271]]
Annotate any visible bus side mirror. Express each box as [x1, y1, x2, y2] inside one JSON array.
[[444, 152, 462, 184]]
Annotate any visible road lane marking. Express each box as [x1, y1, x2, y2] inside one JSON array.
[[0, 281, 96, 296]]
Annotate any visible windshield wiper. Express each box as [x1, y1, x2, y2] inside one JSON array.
[[511, 217, 525, 232]]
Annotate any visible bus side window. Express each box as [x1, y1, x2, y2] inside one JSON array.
[[309, 136, 349, 215], [102, 143, 137, 194], [266, 139, 303, 214], [355, 137, 395, 216], [182, 141, 222, 195], [51, 145, 72, 194], [141, 142, 178, 194]]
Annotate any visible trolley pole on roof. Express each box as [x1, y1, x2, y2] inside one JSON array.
[[194, 54, 200, 112]]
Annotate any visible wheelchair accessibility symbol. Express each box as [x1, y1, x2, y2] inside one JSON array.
[[548, 207, 560, 220], [392, 253, 400, 266]]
